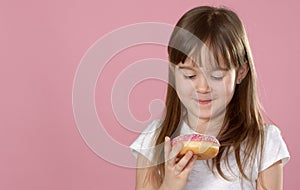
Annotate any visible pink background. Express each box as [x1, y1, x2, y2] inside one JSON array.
[[1, 0, 299, 189]]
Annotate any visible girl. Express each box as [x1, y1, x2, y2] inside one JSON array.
[[130, 6, 290, 190]]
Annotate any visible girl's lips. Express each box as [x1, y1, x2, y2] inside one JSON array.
[[197, 99, 212, 105]]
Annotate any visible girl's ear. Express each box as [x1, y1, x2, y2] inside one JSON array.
[[236, 64, 249, 84]]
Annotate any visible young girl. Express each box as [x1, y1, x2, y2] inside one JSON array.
[[130, 6, 290, 190]]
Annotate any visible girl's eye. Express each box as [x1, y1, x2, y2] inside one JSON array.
[[211, 76, 223, 80], [184, 75, 196, 79], [210, 71, 225, 80]]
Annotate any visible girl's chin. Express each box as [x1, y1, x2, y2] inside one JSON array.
[[189, 112, 212, 120], [191, 108, 213, 117], [189, 110, 224, 121]]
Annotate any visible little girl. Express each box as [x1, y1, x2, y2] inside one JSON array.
[[130, 6, 290, 190]]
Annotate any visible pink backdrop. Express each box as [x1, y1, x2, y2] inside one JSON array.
[[1, 0, 299, 189]]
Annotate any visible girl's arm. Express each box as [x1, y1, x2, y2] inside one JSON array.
[[256, 160, 283, 190]]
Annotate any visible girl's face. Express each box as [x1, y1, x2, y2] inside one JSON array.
[[174, 57, 238, 125]]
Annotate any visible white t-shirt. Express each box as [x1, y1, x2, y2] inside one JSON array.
[[130, 119, 290, 190]]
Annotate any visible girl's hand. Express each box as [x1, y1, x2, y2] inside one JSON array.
[[160, 136, 197, 190]]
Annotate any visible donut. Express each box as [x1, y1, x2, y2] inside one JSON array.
[[171, 134, 220, 160]]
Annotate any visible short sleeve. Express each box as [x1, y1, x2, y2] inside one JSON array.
[[259, 125, 290, 172], [130, 120, 162, 161]]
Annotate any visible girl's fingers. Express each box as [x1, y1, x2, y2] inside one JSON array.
[[181, 155, 197, 175], [164, 136, 171, 163], [174, 151, 194, 174], [169, 142, 183, 165], [164, 138, 197, 176]]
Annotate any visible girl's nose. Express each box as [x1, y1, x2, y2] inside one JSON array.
[[195, 74, 211, 93]]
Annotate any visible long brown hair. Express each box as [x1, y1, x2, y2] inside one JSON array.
[[145, 6, 265, 187]]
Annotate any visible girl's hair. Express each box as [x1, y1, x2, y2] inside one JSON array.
[[144, 6, 265, 188]]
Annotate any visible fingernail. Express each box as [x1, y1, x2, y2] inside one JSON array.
[[165, 136, 170, 142], [187, 151, 193, 156]]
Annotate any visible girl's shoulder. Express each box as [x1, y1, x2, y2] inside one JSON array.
[[262, 123, 282, 138], [129, 119, 163, 160], [135, 119, 163, 141], [259, 123, 290, 172], [263, 123, 282, 133], [138, 119, 163, 137], [262, 123, 288, 144]]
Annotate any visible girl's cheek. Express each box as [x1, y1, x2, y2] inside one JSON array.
[[176, 77, 194, 90], [208, 81, 224, 92]]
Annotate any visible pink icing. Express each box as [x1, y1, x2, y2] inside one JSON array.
[[171, 134, 220, 146]]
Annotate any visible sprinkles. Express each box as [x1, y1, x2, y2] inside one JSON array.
[[171, 134, 220, 146]]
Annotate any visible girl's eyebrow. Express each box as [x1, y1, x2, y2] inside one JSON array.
[[178, 65, 195, 70], [211, 67, 229, 71], [178, 65, 228, 71]]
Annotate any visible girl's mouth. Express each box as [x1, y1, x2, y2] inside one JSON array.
[[197, 99, 212, 105]]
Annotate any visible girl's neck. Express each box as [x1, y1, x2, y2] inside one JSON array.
[[185, 113, 222, 137]]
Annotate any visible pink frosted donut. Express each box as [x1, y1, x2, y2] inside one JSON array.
[[172, 134, 220, 160]]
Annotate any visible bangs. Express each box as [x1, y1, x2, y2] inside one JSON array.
[[169, 38, 234, 72], [187, 38, 232, 71], [194, 34, 241, 70], [168, 10, 248, 71]]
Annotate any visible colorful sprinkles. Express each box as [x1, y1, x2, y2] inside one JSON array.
[[171, 134, 220, 146]]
